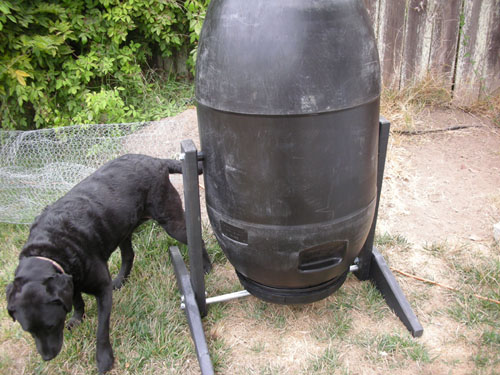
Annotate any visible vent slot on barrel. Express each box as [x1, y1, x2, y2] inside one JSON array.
[[220, 220, 248, 245], [298, 241, 347, 272]]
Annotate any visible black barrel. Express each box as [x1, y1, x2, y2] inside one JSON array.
[[196, 0, 381, 304]]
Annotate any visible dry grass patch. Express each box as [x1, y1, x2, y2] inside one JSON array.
[[381, 75, 453, 133]]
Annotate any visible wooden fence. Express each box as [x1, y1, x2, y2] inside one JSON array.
[[363, 0, 500, 104]]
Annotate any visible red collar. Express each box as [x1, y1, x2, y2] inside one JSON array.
[[35, 256, 66, 274]]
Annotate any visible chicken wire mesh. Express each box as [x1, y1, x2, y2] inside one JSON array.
[[0, 118, 195, 224]]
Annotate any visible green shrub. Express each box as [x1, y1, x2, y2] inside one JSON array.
[[0, 0, 209, 130]]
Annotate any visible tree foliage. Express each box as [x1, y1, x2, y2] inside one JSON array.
[[0, 0, 209, 129]]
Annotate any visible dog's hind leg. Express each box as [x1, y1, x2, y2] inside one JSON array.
[[112, 235, 134, 290], [152, 182, 212, 273], [67, 290, 85, 330], [158, 211, 212, 274]]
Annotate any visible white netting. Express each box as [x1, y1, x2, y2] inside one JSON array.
[[0, 116, 198, 224]]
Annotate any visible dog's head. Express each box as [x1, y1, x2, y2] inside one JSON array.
[[6, 263, 73, 361]]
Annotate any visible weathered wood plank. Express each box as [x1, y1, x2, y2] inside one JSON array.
[[480, 0, 500, 99], [454, 0, 495, 104], [427, 0, 462, 85], [400, 0, 432, 85], [377, 0, 408, 88], [363, 0, 379, 34]]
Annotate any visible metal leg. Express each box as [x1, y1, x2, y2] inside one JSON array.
[[181, 139, 207, 316], [355, 117, 391, 280], [353, 118, 423, 337], [173, 140, 214, 374], [170, 246, 214, 375], [370, 248, 424, 338]]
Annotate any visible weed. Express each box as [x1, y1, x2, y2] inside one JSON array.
[[482, 330, 500, 347], [359, 281, 388, 318], [375, 232, 410, 250], [381, 74, 453, 133], [422, 241, 449, 256], [314, 303, 353, 341], [453, 257, 500, 292], [376, 333, 431, 363], [444, 248, 500, 329], [468, 329, 500, 374], [250, 341, 266, 353], [472, 352, 490, 369], [207, 336, 229, 373], [447, 294, 500, 328], [258, 364, 285, 375], [308, 346, 340, 373], [353, 332, 432, 366], [462, 92, 500, 127]]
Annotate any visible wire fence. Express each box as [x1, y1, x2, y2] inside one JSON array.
[[0, 119, 193, 224]]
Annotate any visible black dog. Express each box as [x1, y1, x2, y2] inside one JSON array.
[[6, 154, 211, 373]]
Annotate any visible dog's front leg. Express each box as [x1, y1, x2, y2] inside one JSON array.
[[67, 290, 85, 330], [112, 235, 134, 290], [95, 284, 114, 374]]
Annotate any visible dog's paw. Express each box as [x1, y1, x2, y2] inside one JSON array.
[[203, 260, 213, 274], [97, 347, 114, 374], [66, 316, 83, 331], [111, 278, 124, 290]]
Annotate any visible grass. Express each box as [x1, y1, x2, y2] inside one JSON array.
[[319, 303, 353, 340], [442, 244, 500, 329], [307, 346, 340, 373], [422, 241, 449, 256], [0, 222, 229, 375], [373, 333, 432, 363], [462, 91, 500, 127], [375, 232, 410, 249], [126, 72, 196, 121], [3, 224, 498, 374], [381, 73, 500, 134], [381, 74, 453, 133], [471, 328, 500, 374], [349, 331, 432, 368]]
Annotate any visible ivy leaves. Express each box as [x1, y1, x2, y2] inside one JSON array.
[[0, 0, 209, 129]]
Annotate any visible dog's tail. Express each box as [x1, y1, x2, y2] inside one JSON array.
[[168, 160, 183, 174], [167, 160, 203, 175]]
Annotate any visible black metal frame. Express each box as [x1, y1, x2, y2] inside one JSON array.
[[169, 140, 213, 375], [354, 117, 423, 338], [170, 119, 422, 374]]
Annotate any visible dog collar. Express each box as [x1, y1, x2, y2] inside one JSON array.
[[35, 256, 66, 274]]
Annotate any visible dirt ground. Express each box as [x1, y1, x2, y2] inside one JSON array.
[[379, 108, 500, 246], [156, 107, 500, 374]]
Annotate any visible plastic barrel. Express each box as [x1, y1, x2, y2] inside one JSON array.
[[196, 0, 381, 304]]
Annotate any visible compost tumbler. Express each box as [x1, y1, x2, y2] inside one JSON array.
[[196, 0, 381, 304]]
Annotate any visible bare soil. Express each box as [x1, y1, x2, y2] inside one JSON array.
[[150, 107, 500, 374], [379, 108, 500, 245]]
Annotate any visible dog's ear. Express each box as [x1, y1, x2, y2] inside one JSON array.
[[6, 282, 14, 300], [5, 282, 16, 321], [44, 274, 74, 313]]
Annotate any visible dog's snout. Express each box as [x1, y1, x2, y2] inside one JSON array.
[[41, 351, 57, 361], [34, 333, 63, 362], [37, 342, 62, 361]]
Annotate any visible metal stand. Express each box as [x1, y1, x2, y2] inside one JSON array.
[[170, 140, 213, 375], [170, 119, 422, 374], [354, 117, 423, 338]]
